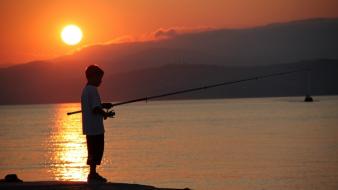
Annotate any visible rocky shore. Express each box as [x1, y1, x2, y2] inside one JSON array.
[[0, 181, 190, 190]]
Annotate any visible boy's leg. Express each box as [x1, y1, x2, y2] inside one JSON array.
[[86, 134, 106, 182], [86, 134, 104, 167], [86, 135, 99, 176], [96, 134, 104, 166], [90, 164, 96, 175]]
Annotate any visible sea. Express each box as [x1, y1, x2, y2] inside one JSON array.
[[0, 96, 338, 190]]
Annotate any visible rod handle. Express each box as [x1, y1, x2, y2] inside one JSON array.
[[67, 110, 82, 115]]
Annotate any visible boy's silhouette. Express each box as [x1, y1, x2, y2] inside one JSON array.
[[81, 65, 114, 182]]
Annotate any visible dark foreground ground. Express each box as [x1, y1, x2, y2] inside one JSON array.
[[0, 181, 190, 190]]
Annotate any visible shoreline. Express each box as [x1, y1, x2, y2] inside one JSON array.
[[1, 94, 337, 106], [0, 181, 190, 190]]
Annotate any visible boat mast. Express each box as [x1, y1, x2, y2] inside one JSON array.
[[304, 70, 313, 102]]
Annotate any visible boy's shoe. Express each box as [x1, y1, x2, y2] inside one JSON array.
[[87, 173, 107, 183]]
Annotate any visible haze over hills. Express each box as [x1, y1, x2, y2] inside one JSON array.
[[68, 17, 338, 72], [0, 18, 338, 104]]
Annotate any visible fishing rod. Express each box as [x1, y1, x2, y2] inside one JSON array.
[[67, 69, 310, 116]]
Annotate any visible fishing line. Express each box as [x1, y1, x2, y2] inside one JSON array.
[[67, 69, 310, 115]]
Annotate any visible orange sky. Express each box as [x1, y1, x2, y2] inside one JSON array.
[[0, 0, 338, 65]]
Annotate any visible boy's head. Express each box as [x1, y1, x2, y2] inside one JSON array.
[[85, 65, 104, 86]]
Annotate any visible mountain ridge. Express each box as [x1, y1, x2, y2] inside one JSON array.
[[0, 59, 337, 105], [1, 18, 337, 104]]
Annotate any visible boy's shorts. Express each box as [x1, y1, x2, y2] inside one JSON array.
[[86, 134, 104, 165]]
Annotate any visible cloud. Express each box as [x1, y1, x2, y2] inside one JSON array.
[[154, 28, 178, 39], [152, 26, 215, 39], [79, 26, 214, 51], [104, 35, 136, 44]]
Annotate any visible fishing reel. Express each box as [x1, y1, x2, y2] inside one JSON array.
[[103, 108, 115, 120], [102, 102, 115, 119]]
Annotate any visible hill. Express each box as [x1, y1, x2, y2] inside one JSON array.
[[0, 18, 338, 104], [0, 59, 337, 105], [66, 17, 338, 72]]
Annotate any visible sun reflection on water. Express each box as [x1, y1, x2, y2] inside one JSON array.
[[48, 104, 88, 181]]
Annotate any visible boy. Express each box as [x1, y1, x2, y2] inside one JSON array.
[[81, 65, 114, 182]]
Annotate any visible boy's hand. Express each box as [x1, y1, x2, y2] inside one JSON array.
[[102, 103, 113, 109]]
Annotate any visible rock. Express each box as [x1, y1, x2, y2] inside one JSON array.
[[0, 174, 23, 183]]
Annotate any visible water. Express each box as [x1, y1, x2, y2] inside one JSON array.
[[0, 97, 338, 190]]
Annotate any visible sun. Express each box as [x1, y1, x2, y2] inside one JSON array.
[[61, 25, 83, 46]]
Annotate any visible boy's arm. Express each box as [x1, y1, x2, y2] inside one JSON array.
[[93, 106, 107, 115], [90, 87, 115, 118]]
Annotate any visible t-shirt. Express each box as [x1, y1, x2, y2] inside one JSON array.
[[81, 85, 104, 135]]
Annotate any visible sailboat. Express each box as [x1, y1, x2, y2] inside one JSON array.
[[304, 70, 313, 102]]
